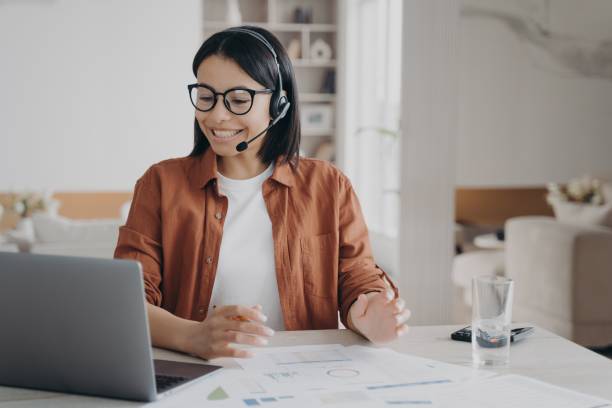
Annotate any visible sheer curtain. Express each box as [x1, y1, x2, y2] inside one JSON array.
[[342, 0, 402, 237]]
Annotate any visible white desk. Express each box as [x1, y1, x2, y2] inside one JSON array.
[[1, 325, 611, 406]]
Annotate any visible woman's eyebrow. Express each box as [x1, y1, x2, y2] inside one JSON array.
[[197, 82, 253, 90]]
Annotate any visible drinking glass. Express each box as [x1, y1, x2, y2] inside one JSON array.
[[472, 275, 514, 367]]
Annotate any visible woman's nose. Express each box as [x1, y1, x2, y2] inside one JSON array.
[[207, 95, 232, 121]]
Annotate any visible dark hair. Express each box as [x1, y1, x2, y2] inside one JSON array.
[[189, 26, 300, 167]]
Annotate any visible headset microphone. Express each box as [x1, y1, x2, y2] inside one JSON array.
[[235, 101, 290, 152]]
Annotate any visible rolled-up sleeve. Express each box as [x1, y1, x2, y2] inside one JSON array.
[[114, 168, 163, 306], [337, 176, 398, 328]]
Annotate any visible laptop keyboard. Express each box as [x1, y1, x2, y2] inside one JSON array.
[[155, 374, 189, 393]]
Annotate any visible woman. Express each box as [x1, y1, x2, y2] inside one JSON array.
[[114, 26, 410, 360]]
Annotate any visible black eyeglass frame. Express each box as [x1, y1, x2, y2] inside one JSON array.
[[187, 83, 274, 116]]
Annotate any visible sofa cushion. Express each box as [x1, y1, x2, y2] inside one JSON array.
[[31, 213, 121, 244]]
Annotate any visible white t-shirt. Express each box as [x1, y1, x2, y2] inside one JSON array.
[[209, 164, 285, 330]]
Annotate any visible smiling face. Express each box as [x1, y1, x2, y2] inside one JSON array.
[[195, 54, 272, 159]]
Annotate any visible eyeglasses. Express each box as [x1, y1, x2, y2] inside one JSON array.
[[187, 83, 274, 115]]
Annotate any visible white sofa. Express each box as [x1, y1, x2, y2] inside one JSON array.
[[5, 211, 127, 259], [505, 216, 612, 347]]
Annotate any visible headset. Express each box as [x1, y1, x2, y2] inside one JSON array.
[[223, 27, 291, 152]]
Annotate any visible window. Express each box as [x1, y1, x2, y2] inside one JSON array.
[[343, 0, 402, 237]]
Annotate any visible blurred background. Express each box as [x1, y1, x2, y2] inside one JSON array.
[[1, 0, 611, 350]]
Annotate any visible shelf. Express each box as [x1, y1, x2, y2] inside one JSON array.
[[299, 93, 335, 102], [302, 128, 335, 137], [292, 59, 336, 68], [203, 21, 337, 32]]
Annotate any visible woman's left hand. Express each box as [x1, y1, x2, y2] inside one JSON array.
[[348, 290, 410, 344]]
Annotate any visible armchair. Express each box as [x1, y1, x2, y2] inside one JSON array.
[[505, 216, 612, 347]]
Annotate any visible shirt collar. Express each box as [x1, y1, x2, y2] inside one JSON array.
[[270, 157, 294, 187], [192, 148, 294, 189]]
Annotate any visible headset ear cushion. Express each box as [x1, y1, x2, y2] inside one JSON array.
[[271, 94, 289, 118]]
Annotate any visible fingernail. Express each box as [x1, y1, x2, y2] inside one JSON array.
[[264, 328, 275, 336], [386, 290, 394, 300], [259, 314, 268, 322], [257, 337, 269, 346]]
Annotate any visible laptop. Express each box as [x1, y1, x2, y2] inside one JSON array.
[[0, 252, 221, 402]]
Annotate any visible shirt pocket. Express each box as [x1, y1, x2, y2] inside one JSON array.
[[300, 233, 336, 298]]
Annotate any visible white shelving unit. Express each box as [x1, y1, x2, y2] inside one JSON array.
[[202, 0, 342, 162]]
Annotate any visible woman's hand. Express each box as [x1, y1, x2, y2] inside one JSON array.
[[348, 290, 410, 344], [182, 304, 275, 359]]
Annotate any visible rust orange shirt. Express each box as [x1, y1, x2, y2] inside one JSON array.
[[114, 148, 397, 330]]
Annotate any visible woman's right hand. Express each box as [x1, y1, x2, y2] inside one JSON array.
[[182, 304, 275, 360]]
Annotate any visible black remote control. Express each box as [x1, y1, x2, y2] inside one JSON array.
[[451, 326, 534, 344]]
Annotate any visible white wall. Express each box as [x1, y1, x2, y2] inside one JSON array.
[[0, 0, 203, 191], [457, 0, 612, 187]]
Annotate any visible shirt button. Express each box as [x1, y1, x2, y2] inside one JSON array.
[[205, 256, 213, 264], [198, 307, 205, 314], [215, 212, 222, 220]]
